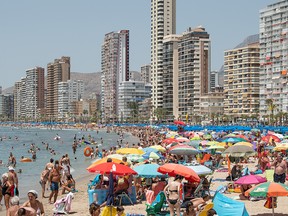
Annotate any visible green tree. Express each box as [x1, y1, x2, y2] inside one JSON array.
[[153, 107, 168, 123], [127, 101, 139, 123], [265, 99, 277, 125]]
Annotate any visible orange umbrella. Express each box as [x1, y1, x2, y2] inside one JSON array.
[[157, 163, 200, 183], [86, 158, 124, 170]]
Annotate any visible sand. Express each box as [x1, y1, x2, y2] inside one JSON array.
[[39, 161, 288, 216]]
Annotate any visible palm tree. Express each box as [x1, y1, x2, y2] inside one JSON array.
[[127, 101, 139, 123], [153, 107, 168, 123], [265, 99, 277, 125]]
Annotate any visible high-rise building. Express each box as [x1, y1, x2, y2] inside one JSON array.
[[151, 0, 176, 110], [140, 65, 151, 84], [224, 35, 260, 120], [25, 67, 45, 120], [118, 81, 152, 122], [101, 30, 130, 123], [13, 78, 26, 121], [178, 27, 210, 120], [162, 34, 181, 120], [259, 1, 288, 116], [58, 80, 84, 120], [46, 56, 70, 120]]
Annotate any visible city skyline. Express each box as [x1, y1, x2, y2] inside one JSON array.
[[1, 0, 274, 89]]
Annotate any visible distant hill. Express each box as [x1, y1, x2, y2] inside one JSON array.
[[2, 71, 141, 99]]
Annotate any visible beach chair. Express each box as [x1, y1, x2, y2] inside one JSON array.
[[193, 179, 204, 198], [87, 174, 101, 190], [146, 191, 166, 215], [116, 191, 134, 206], [265, 169, 274, 182], [53, 192, 74, 215]]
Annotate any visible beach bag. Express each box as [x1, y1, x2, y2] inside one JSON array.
[[264, 197, 277, 209]]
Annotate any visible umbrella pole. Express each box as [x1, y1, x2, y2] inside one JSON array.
[[272, 197, 274, 216]]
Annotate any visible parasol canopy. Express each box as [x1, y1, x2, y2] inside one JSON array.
[[87, 162, 137, 175], [157, 163, 200, 182], [234, 175, 267, 185], [223, 145, 255, 157], [116, 148, 144, 155]]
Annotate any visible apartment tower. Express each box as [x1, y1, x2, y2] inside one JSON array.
[[25, 67, 45, 120], [224, 35, 260, 121], [46, 56, 70, 120], [101, 30, 130, 123], [178, 27, 210, 120], [259, 1, 288, 117], [151, 0, 176, 111]]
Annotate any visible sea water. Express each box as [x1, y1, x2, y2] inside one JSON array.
[[0, 126, 139, 201]]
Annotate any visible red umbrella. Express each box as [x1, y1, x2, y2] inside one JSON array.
[[162, 138, 179, 144], [87, 162, 137, 175], [261, 134, 281, 143], [157, 163, 200, 183], [174, 120, 186, 126]]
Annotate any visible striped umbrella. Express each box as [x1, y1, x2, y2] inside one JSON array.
[[169, 144, 199, 155], [245, 182, 288, 216]]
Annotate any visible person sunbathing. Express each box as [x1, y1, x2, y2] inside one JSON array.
[[61, 174, 76, 194]]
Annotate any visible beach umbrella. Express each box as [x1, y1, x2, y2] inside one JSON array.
[[184, 140, 201, 148], [206, 141, 220, 146], [234, 175, 267, 185], [245, 182, 288, 216], [107, 154, 130, 162], [116, 148, 144, 155], [86, 158, 124, 170], [158, 163, 200, 182], [143, 147, 159, 153], [203, 134, 212, 140], [142, 151, 163, 160], [157, 163, 200, 183], [190, 136, 201, 140], [162, 138, 178, 144], [221, 137, 247, 143], [175, 137, 190, 142], [223, 145, 255, 157], [126, 154, 145, 162], [223, 133, 237, 138], [235, 134, 249, 141], [87, 162, 137, 175], [185, 164, 212, 175], [261, 134, 281, 143], [149, 145, 166, 152], [174, 120, 186, 126], [207, 145, 225, 150], [169, 144, 199, 155], [133, 164, 165, 178], [234, 142, 253, 148], [273, 143, 288, 151]]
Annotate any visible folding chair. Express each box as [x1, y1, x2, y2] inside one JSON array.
[[117, 191, 134, 206]]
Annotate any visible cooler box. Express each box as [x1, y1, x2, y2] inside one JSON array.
[[88, 189, 108, 205]]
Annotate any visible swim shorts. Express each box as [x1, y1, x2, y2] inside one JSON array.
[[50, 181, 59, 191]]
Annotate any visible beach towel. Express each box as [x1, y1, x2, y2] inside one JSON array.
[[145, 190, 155, 205], [53, 192, 74, 214], [265, 169, 274, 182]]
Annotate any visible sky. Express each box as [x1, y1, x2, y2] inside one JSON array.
[[0, 0, 276, 89]]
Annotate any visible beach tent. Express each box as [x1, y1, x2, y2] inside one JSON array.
[[213, 191, 249, 216]]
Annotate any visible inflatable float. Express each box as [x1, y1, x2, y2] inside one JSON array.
[[84, 147, 93, 157], [20, 158, 32, 162]]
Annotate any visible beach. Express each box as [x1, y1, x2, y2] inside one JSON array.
[[1, 124, 288, 216], [38, 160, 288, 216]]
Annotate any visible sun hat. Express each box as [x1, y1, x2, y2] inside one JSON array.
[[8, 166, 15, 171], [28, 190, 38, 198]]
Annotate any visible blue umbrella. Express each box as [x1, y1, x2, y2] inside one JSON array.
[[143, 147, 159, 153], [142, 151, 164, 160], [106, 172, 114, 206], [133, 164, 166, 178]]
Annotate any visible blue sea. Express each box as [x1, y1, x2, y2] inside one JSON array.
[[0, 126, 139, 201]]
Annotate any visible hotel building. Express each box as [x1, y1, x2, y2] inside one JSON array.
[[224, 35, 260, 120], [47, 56, 70, 120], [101, 30, 130, 123], [259, 1, 288, 116], [151, 0, 176, 110]]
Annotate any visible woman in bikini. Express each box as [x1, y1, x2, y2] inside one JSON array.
[[2, 173, 12, 210], [164, 175, 183, 216]]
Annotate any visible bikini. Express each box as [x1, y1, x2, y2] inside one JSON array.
[[168, 189, 179, 205]]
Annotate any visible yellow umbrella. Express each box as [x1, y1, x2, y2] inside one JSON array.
[[207, 141, 220, 146], [86, 158, 124, 169], [234, 142, 253, 147], [274, 143, 288, 151], [150, 145, 166, 152], [116, 148, 145, 155]]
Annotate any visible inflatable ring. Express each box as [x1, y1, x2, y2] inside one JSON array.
[[20, 158, 32, 162], [84, 147, 92, 157]]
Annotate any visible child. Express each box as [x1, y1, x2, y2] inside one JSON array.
[[116, 206, 125, 216]]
